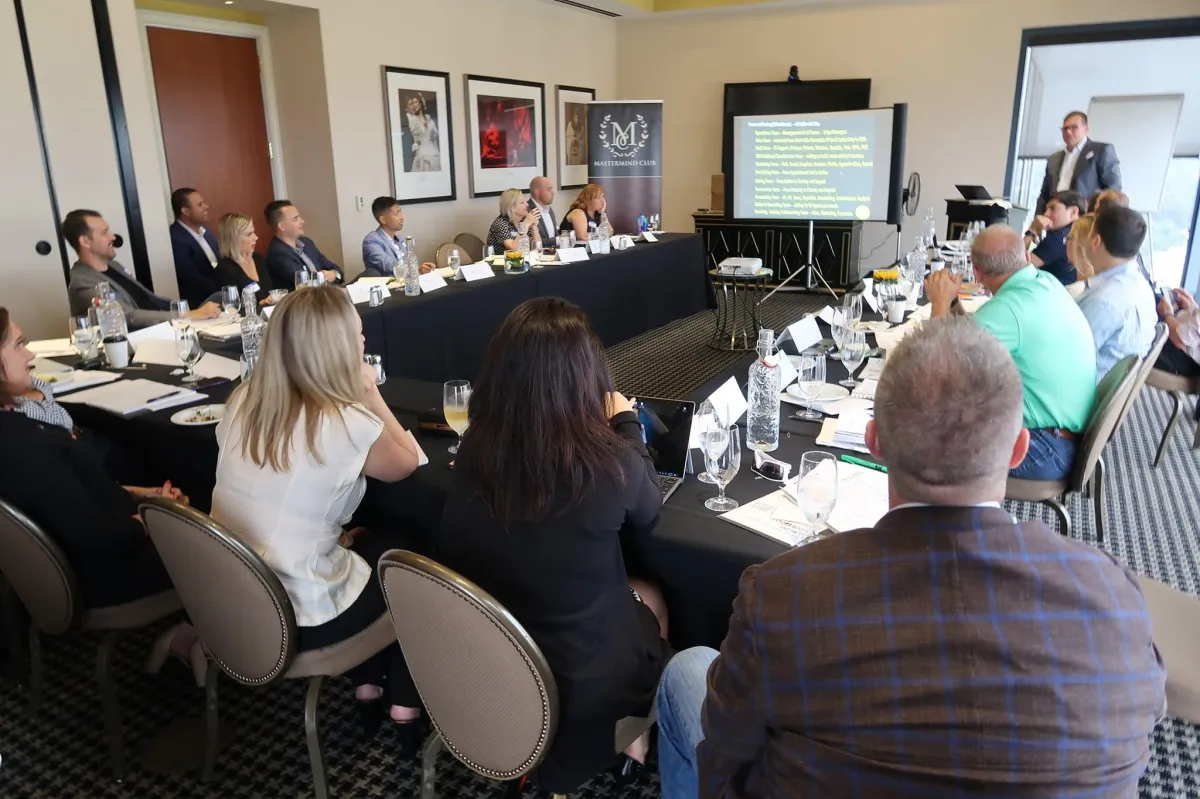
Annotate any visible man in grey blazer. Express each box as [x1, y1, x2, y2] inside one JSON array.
[[1035, 111, 1121, 215], [63, 209, 219, 330]]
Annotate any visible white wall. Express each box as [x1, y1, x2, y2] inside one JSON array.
[[615, 0, 1200, 257]]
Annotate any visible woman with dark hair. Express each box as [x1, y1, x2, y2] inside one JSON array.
[[437, 297, 668, 793]]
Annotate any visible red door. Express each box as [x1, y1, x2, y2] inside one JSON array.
[[147, 26, 276, 255]]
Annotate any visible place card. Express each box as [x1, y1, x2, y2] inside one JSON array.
[[689, 377, 748, 450], [776, 352, 798, 389], [419, 272, 448, 294], [860, 278, 880, 313], [346, 283, 374, 304], [816, 306, 837, 325], [459, 262, 495, 282], [776, 315, 821, 351], [642, 231, 658, 243], [557, 247, 589, 264]]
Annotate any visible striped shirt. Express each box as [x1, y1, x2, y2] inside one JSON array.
[[699, 505, 1166, 798]]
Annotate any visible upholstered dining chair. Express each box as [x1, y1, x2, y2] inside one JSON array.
[[0, 498, 181, 780], [453, 232, 485, 263], [139, 497, 394, 799], [377, 550, 654, 799], [1145, 367, 1200, 468], [1006, 354, 1140, 544], [435, 242, 471, 268]]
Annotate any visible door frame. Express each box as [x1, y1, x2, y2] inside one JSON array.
[[136, 9, 288, 222]]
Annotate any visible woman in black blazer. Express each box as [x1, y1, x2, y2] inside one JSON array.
[[437, 298, 668, 794], [213, 212, 274, 305], [0, 308, 185, 610]]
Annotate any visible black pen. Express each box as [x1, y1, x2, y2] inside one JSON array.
[[146, 388, 187, 404]]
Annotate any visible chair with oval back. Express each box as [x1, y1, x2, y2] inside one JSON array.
[[378, 549, 654, 799], [0, 498, 181, 779], [435, 242, 471, 269], [453, 232, 485, 263], [1006, 354, 1140, 543], [139, 496, 394, 798]]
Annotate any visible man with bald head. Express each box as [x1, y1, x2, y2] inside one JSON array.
[[926, 224, 1096, 480], [655, 317, 1165, 799], [528, 176, 558, 242]]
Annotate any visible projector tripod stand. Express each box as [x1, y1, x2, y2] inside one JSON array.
[[759, 219, 839, 305]]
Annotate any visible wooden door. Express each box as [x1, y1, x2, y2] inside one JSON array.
[[146, 26, 275, 255]]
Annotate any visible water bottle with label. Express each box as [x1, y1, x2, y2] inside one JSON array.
[[239, 286, 264, 372], [393, 237, 410, 281], [94, 282, 129, 368], [637, 213, 648, 233], [747, 329, 781, 452]]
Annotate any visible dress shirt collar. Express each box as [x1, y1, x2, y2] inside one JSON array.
[[1065, 137, 1088, 156], [1087, 259, 1139, 288]]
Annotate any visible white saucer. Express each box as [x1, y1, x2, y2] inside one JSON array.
[[171, 404, 225, 426]]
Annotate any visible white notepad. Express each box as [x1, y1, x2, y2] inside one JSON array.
[[58, 379, 206, 415]]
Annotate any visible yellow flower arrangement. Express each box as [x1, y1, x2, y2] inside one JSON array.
[[872, 268, 900, 282]]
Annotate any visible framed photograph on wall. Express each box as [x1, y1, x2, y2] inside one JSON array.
[[464, 74, 546, 198], [383, 66, 456, 204], [556, 85, 594, 190]]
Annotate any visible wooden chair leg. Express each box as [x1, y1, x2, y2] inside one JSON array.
[[421, 732, 443, 799], [305, 675, 330, 799], [1092, 457, 1106, 545], [1046, 497, 1072, 539], [96, 630, 126, 781], [1153, 391, 1184, 467], [201, 660, 220, 782]]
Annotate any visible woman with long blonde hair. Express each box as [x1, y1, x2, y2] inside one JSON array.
[[561, 183, 606, 241], [213, 212, 275, 305], [1066, 213, 1097, 291], [211, 285, 427, 748]]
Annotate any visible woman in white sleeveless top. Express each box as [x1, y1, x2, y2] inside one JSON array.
[[211, 285, 427, 750]]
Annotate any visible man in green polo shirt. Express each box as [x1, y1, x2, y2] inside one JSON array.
[[926, 224, 1096, 480]]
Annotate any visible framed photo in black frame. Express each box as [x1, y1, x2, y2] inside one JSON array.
[[464, 74, 547, 198], [556, 85, 594, 190], [383, 66, 456, 204]]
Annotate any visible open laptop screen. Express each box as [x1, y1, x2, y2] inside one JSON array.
[[634, 397, 695, 479]]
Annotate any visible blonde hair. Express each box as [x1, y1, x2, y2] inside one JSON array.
[[1068, 213, 1098, 279], [498, 189, 525, 222], [228, 285, 364, 471], [217, 212, 254, 260], [569, 184, 604, 214]]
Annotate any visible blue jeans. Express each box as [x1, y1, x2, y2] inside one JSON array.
[[1009, 428, 1077, 480], [657, 646, 719, 799]]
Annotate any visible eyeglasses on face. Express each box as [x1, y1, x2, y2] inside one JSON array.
[[1061, 123, 1083, 132]]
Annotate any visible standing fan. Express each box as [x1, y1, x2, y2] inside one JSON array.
[[893, 171, 921, 264]]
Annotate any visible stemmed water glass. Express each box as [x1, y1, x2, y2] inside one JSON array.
[[220, 286, 241, 320], [839, 330, 867, 388], [169, 299, 190, 329], [794, 452, 838, 531], [443, 380, 471, 455], [695, 398, 724, 484], [703, 424, 741, 512], [794, 354, 826, 421], [174, 324, 204, 383], [842, 292, 863, 329], [830, 308, 849, 352]]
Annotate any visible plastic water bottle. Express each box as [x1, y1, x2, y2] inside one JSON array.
[[637, 213, 648, 233], [239, 286, 264, 371], [599, 211, 613, 239], [392, 236, 410, 280], [747, 329, 781, 452], [94, 282, 129, 366], [923, 206, 937, 244], [404, 257, 420, 297]]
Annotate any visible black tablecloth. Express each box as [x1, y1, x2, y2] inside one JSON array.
[[55, 303, 882, 652], [359, 233, 714, 383]]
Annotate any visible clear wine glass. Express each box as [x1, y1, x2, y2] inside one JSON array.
[[695, 398, 724, 484], [68, 316, 99, 359], [220, 286, 241, 321], [169, 299, 190, 329], [443, 380, 471, 455], [839, 330, 867, 388], [794, 354, 826, 421], [795, 452, 838, 531], [842, 293, 863, 329], [703, 424, 740, 512], [830, 308, 849, 352], [174, 324, 204, 383]]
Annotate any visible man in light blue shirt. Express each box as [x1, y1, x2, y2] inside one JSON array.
[[1076, 204, 1156, 380]]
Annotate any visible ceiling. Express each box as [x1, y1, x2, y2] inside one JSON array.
[[1022, 36, 1200, 157]]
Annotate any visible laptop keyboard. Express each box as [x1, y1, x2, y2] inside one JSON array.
[[654, 473, 675, 498]]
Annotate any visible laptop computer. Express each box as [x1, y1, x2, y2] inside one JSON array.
[[634, 397, 695, 504], [955, 185, 994, 201]]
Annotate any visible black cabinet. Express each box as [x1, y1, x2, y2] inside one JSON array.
[[692, 212, 861, 292]]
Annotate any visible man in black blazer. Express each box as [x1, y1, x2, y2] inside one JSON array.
[[1035, 111, 1121, 215], [263, 199, 343, 288], [168, 188, 222, 306]]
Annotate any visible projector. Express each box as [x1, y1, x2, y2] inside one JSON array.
[[718, 257, 763, 276]]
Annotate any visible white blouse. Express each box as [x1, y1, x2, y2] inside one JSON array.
[[212, 402, 383, 627]]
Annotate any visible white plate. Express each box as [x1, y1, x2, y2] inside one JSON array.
[[785, 383, 850, 402], [171, 404, 225, 426]]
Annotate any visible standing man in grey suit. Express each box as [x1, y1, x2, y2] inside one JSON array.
[[1035, 111, 1121, 215]]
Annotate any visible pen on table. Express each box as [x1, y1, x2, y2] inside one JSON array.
[[146, 388, 186, 404], [839, 454, 887, 473]]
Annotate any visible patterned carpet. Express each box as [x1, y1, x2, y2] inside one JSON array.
[[1, 291, 1198, 798]]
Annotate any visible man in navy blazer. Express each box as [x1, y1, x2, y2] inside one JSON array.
[[169, 188, 222, 306], [263, 199, 343, 288], [1035, 111, 1121, 215]]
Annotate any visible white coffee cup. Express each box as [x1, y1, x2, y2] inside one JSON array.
[[103, 338, 129, 369], [887, 301, 906, 324]]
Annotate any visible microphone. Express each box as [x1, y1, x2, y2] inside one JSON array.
[[787, 65, 801, 83]]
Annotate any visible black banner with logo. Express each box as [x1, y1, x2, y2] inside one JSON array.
[[586, 101, 662, 235]]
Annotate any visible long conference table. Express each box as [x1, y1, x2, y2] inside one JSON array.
[[359, 232, 715, 383]]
